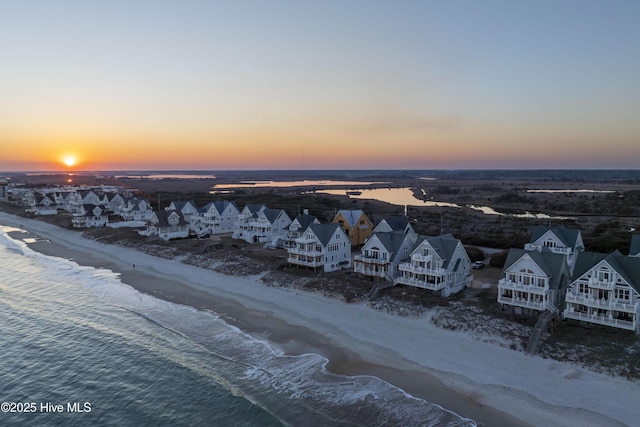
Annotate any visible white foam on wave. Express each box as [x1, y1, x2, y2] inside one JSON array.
[[0, 226, 475, 426]]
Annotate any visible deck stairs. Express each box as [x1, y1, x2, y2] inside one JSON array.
[[526, 310, 556, 355]]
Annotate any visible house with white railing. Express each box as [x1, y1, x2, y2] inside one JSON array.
[[287, 223, 351, 272], [168, 200, 200, 224], [524, 225, 584, 273], [354, 230, 415, 282], [283, 211, 320, 249], [498, 248, 570, 316], [395, 234, 472, 297], [121, 197, 153, 221], [233, 204, 265, 240], [72, 204, 109, 228], [142, 210, 189, 241], [244, 208, 292, 245], [194, 201, 240, 235], [563, 251, 640, 333], [29, 193, 58, 216]]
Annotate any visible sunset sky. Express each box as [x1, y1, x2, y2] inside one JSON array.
[[1, 1, 639, 171]]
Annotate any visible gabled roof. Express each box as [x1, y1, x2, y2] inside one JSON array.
[[171, 200, 198, 211], [262, 208, 285, 224], [374, 216, 411, 233], [288, 213, 318, 231], [530, 225, 582, 249], [368, 230, 411, 262], [334, 209, 367, 227], [572, 250, 640, 294], [503, 248, 568, 290], [630, 235, 640, 257], [414, 234, 462, 269], [308, 223, 342, 246], [154, 210, 188, 227]]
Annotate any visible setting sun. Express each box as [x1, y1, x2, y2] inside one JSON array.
[[63, 156, 77, 167]]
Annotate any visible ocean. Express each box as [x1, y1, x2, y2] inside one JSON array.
[[0, 225, 474, 426]]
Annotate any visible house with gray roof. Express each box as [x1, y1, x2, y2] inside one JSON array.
[[29, 192, 58, 216], [143, 210, 189, 241], [233, 204, 265, 240], [194, 201, 240, 235], [524, 225, 584, 272], [354, 230, 416, 282], [564, 251, 640, 333], [373, 216, 416, 237], [287, 223, 351, 272], [168, 200, 199, 223], [498, 248, 571, 316], [71, 204, 109, 228], [396, 234, 472, 297], [283, 210, 320, 249], [243, 207, 292, 245]]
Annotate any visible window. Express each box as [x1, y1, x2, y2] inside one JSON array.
[[615, 288, 630, 301], [578, 283, 589, 295], [598, 267, 610, 282], [518, 269, 535, 286]]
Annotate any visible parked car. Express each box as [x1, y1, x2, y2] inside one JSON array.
[[472, 261, 486, 270]]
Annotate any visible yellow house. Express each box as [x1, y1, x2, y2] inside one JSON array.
[[332, 209, 373, 246]]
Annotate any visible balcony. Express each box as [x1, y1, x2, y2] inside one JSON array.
[[587, 277, 615, 290], [353, 255, 390, 265], [395, 277, 444, 291], [288, 247, 324, 257], [498, 279, 548, 295], [565, 294, 639, 313], [288, 256, 324, 268], [354, 264, 388, 278], [398, 263, 445, 277], [563, 310, 636, 331], [524, 243, 572, 255], [497, 295, 546, 311], [411, 254, 432, 263]]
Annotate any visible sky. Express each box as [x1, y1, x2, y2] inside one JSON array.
[[1, 0, 639, 171]]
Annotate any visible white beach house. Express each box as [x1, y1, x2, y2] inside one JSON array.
[[244, 208, 292, 245], [395, 234, 472, 297], [354, 230, 415, 282], [498, 248, 570, 315], [71, 204, 109, 228], [283, 211, 320, 249], [143, 210, 189, 241], [233, 204, 265, 240], [287, 223, 351, 272], [194, 201, 240, 235], [564, 251, 640, 333], [524, 225, 584, 273]]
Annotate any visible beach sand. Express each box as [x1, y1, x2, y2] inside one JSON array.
[[2, 212, 637, 427]]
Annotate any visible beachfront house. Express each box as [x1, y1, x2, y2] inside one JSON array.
[[630, 235, 640, 257], [564, 251, 640, 333], [168, 200, 200, 224], [29, 193, 58, 216], [244, 208, 292, 245], [143, 210, 189, 241], [498, 248, 571, 316], [287, 223, 351, 272], [524, 225, 584, 273], [332, 209, 373, 246], [354, 230, 416, 282], [71, 204, 109, 228], [283, 211, 320, 248], [121, 197, 153, 221], [395, 234, 472, 297], [194, 201, 240, 235], [233, 204, 266, 240], [105, 193, 127, 215]]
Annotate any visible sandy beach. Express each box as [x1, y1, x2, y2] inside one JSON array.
[[2, 211, 638, 427]]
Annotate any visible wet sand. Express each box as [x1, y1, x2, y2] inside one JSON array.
[[5, 227, 527, 426], [2, 213, 635, 427]]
